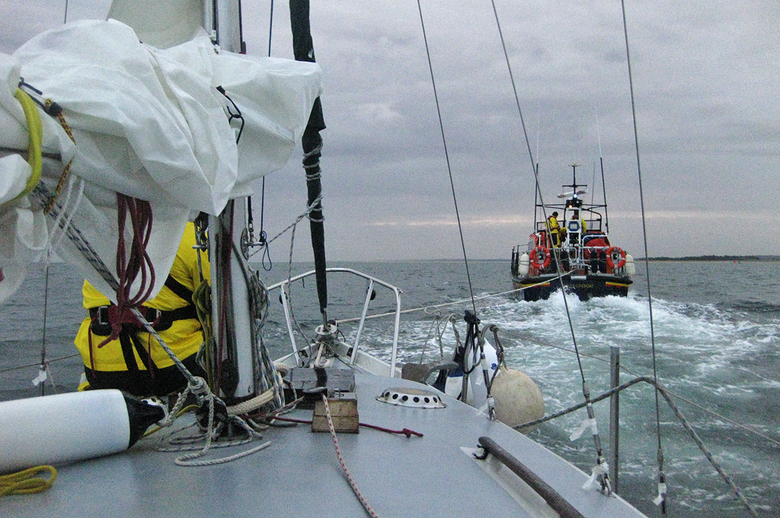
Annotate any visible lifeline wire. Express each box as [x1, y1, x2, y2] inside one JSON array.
[[514, 376, 759, 517]]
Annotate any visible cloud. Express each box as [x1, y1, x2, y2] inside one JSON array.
[[2, 0, 779, 261]]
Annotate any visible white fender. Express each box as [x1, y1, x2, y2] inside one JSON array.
[[625, 253, 635, 276], [490, 366, 545, 434], [0, 390, 163, 473], [518, 253, 530, 275]]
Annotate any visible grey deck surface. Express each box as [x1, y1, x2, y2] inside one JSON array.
[[3, 372, 645, 517]]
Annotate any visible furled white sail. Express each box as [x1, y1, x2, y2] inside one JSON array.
[[0, 18, 321, 303]]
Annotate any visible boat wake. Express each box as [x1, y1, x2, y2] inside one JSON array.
[[440, 289, 780, 517]]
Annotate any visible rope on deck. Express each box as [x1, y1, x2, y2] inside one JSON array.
[[321, 393, 380, 518]]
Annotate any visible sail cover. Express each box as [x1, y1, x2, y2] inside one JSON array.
[[0, 18, 321, 303]]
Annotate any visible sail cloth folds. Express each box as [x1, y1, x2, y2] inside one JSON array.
[[0, 19, 322, 303]]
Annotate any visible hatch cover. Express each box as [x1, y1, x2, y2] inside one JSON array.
[[377, 387, 446, 409]]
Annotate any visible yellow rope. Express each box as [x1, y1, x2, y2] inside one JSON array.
[[11, 89, 43, 202], [0, 465, 57, 497], [43, 98, 76, 215]]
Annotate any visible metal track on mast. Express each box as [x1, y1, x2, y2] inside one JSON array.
[[204, 0, 259, 403], [210, 0, 244, 53]]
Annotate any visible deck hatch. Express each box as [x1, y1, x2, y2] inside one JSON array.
[[377, 387, 446, 408]]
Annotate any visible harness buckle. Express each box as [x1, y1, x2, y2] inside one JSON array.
[[96, 306, 110, 326], [145, 308, 162, 324]]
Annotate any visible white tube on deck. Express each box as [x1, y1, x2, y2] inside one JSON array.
[[0, 389, 131, 473]]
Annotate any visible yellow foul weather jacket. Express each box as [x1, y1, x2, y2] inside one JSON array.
[[74, 222, 210, 397]]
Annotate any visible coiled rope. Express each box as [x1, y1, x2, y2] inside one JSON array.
[[152, 389, 272, 467], [0, 465, 57, 497]]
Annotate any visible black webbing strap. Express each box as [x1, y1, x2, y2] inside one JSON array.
[[164, 275, 195, 304]]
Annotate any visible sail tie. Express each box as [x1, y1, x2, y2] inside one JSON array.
[[9, 88, 43, 204], [42, 98, 76, 215]]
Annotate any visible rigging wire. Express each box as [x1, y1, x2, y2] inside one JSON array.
[[267, 0, 274, 57], [489, 0, 613, 495], [415, 0, 476, 317], [619, 1, 668, 513], [243, 1, 277, 270], [252, 0, 276, 271], [38, 256, 52, 397]]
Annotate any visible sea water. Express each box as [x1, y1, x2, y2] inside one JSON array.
[[1, 259, 778, 517]]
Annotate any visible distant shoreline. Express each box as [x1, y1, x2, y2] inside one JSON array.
[[642, 255, 780, 262], [256, 256, 780, 264]]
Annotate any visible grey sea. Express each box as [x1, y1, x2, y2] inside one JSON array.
[[2, 259, 778, 517]]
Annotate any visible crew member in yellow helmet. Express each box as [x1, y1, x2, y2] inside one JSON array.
[[74, 221, 210, 397]]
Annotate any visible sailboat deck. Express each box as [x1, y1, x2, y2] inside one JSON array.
[[4, 371, 644, 517]]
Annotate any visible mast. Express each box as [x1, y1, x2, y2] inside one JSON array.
[[205, 0, 266, 403], [212, 0, 244, 53], [571, 163, 578, 191], [600, 156, 609, 234], [290, 0, 328, 324], [533, 162, 539, 231], [564, 164, 584, 208]]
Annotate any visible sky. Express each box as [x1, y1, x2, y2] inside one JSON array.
[[2, 0, 779, 261]]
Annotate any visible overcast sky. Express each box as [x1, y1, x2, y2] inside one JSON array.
[[2, 1, 779, 261]]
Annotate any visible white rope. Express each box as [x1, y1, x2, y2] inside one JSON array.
[[175, 439, 271, 467], [157, 399, 272, 467], [226, 388, 275, 416], [48, 174, 85, 251], [321, 394, 380, 518], [264, 193, 323, 247]]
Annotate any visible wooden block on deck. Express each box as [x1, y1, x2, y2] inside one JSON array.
[[312, 393, 359, 433]]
